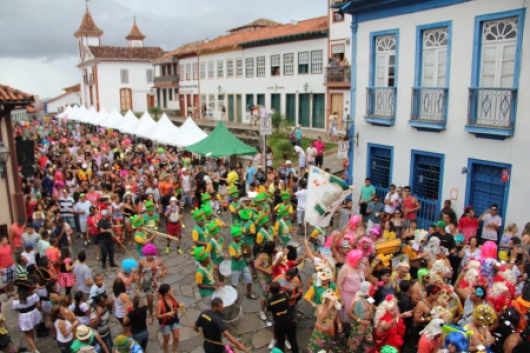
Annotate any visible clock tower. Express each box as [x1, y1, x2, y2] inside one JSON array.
[[126, 17, 146, 48]]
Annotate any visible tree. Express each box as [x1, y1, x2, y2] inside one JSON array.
[[149, 106, 163, 121]]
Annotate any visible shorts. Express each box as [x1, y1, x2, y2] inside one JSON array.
[[181, 192, 193, 205], [91, 235, 99, 245], [359, 203, 368, 216], [79, 222, 87, 234], [299, 158, 306, 168], [159, 322, 180, 335], [1, 265, 14, 286], [231, 267, 252, 287], [296, 210, 305, 225], [315, 155, 323, 166], [167, 222, 181, 238]]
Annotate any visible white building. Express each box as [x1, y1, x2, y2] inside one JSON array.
[[75, 9, 164, 112], [336, 0, 530, 230], [154, 18, 329, 128], [43, 84, 81, 114]]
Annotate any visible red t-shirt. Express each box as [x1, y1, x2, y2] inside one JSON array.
[[0, 245, 14, 268], [458, 216, 479, 242], [87, 215, 101, 235], [10, 223, 25, 248]]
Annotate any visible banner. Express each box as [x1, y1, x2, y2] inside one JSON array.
[[305, 166, 353, 228]]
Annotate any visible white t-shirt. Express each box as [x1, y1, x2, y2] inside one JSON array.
[[295, 189, 307, 211], [21, 250, 36, 266], [74, 200, 92, 225], [306, 146, 317, 162], [482, 213, 502, 240], [294, 145, 306, 159], [383, 191, 400, 213]]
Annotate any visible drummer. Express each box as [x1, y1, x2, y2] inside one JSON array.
[[273, 191, 294, 216], [194, 246, 222, 311], [256, 213, 275, 252], [253, 192, 271, 218], [131, 215, 157, 258], [228, 188, 241, 225], [202, 205, 228, 229], [200, 193, 212, 208], [274, 205, 292, 247], [205, 222, 227, 281], [191, 210, 208, 248], [228, 226, 257, 300]]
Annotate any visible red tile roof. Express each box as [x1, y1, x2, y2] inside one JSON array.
[[74, 10, 104, 38], [228, 18, 281, 33], [63, 84, 81, 93], [153, 40, 208, 63], [88, 46, 165, 61], [126, 20, 146, 41], [198, 16, 328, 53], [0, 85, 34, 104]]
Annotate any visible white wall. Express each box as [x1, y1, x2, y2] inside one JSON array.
[[349, 0, 530, 228], [46, 91, 81, 113]]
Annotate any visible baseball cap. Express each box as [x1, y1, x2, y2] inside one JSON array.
[[101, 210, 110, 216], [285, 160, 292, 165], [435, 220, 446, 228], [170, 196, 177, 202]]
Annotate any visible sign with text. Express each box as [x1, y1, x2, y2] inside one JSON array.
[[260, 117, 272, 135], [337, 140, 349, 159]]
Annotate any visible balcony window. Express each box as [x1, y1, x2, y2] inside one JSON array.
[[298, 52, 309, 74], [467, 11, 523, 138], [186, 63, 191, 80], [236, 59, 243, 77], [325, 66, 351, 83], [193, 63, 198, 80], [246, 58, 254, 78], [365, 30, 399, 125], [146, 69, 153, 84], [217, 60, 224, 79], [271, 55, 280, 76], [311, 50, 323, 74], [257, 56, 265, 77], [410, 23, 451, 131], [227, 59, 234, 78], [284, 53, 294, 75], [208, 61, 214, 79], [200, 62, 206, 79]]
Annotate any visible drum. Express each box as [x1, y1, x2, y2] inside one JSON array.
[[241, 243, 253, 258], [212, 286, 241, 322], [219, 260, 232, 277]]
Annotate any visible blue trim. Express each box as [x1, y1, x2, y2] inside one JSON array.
[[470, 9, 526, 88], [365, 117, 395, 126], [409, 149, 445, 218], [336, 0, 470, 23], [369, 29, 400, 87], [414, 21, 452, 88], [366, 143, 394, 184], [464, 158, 511, 225], [465, 125, 513, 138], [348, 14, 359, 186], [409, 120, 446, 131]]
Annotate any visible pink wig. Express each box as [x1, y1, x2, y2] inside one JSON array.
[[141, 243, 158, 256], [349, 214, 361, 231], [481, 241, 498, 261], [325, 231, 340, 248], [346, 249, 364, 267], [358, 236, 373, 257], [54, 171, 64, 183], [370, 226, 382, 239]]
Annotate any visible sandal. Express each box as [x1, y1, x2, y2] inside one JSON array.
[[246, 293, 257, 300]]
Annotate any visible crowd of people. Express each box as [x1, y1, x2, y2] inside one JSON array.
[[3, 114, 530, 353]]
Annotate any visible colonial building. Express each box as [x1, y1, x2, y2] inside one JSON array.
[[336, 0, 529, 229], [154, 17, 329, 127], [75, 8, 164, 112], [43, 84, 81, 114]]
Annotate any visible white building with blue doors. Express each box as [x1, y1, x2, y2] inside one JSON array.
[[335, 0, 529, 230]]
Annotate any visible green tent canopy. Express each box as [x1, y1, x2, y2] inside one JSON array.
[[185, 121, 258, 158]]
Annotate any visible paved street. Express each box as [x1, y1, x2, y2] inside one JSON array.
[[5, 210, 322, 353]]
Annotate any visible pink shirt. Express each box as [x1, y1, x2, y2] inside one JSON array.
[[0, 245, 14, 268], [314, 141, 325, 156], [10, 223, 25, 248]]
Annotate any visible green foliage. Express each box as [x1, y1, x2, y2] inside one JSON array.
[[271, 112, 284, 133], [149, 106, 163, 121]]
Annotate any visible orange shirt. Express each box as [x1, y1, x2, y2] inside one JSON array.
[[9, 223, 25, 248], [159, 181, 174, 196], [0, 245, 14, 268]]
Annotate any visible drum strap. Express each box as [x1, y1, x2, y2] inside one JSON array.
[[210, 238, 223, 254]]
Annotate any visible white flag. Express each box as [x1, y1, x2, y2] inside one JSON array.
[[305, 165, 353, 228]]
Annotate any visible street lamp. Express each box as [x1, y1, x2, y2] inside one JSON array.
[[0, 141, 10, 178], [303, 82, 310, 93], [217, 85, 222, 93]]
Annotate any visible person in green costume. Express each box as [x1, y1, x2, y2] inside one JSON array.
[[194, 246, 222, 311], [228, 226, 257, 299], [191, 209, 208, 247]]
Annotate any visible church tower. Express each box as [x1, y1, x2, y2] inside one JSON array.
[[126, 17, 145, 48], [74, 6, 103, 60]]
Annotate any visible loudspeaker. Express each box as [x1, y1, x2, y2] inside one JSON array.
[[15, 140, 35, 178]]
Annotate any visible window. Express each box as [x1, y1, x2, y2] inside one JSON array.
[[257, 56, 266, 77], [162, 66, 166, 76], [200, 62, 206, 79], [421, 27, 449, 87], [374, 34, 397, 87], [226, 59, 234, 78], [168, 88, 173, 101], [120, 69, 129, 84], [311, 50, 323, 73], [236, 59, 243, 77], [217, 60, 224, 78], [208, 94, 215, 108], [146, 69, 153, 83], [186, 63, 191, 80], [284, 53, 294, 75], [208, 61, 214, 79], [119, 88, 132, 111], [246, 58, 254, 77], [480, 17, 518, 88], [271, 55, 280, 76], [180, 65, 185, 81], [298, 52, 309, 74], [193, 63, 198, 80], [218, 94, 225, 108], [201, 94, 207, 107]]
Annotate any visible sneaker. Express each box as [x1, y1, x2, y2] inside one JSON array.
[[84, 241, 88, 246], [166, 247, 170, 254], [259, 311, 266, 321], [285, 340, 291, 350], [268, 339, 277, 350], [246, 293, 258, 300], [177, 248, 184, 255]]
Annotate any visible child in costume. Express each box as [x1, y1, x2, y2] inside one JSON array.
[[228, 226, 257, 299], [191, 209, 208, 248], [274, 205, 292, 247], [131, 215, 156, 258]]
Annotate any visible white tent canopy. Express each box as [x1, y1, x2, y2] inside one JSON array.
[[118, 110, 139, 134], [57, 105, 72, 119], [134, 112, 157, 138], [105, 108, 124, 129], [170, 117, 208, 147], [149, 114, 179, 145], [79, 106, 97, 124], [67, 105, 83, 122], [92, 107, 110, 127]]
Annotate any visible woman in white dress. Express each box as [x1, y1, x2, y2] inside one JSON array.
[[12, 280, 42, 353]]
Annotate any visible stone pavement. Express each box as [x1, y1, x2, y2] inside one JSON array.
[[5, 210, 324, 353]]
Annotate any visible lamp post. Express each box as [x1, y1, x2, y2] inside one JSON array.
[[303, 82, 310, 93], [0, 141, 10, 178]]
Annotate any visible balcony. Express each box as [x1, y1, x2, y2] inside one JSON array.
[[154, 75, 179, 88], [365, 87, 397, 126], [324, 66, 351, 88], [467, 87, 517, 139], [409, 87, 448, 131]]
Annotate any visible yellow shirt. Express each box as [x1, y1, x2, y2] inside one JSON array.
[[226, 171, 239, 189], [383, 230, 397, 241], [273, 219, 292, 237]]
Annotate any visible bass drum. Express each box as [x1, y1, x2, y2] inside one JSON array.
[[219, 260, 232, 277], [212, 286, 241, 322]]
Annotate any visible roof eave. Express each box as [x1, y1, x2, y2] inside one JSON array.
[[240, 30, 328, 48]]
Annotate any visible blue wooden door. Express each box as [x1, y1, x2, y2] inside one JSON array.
[[286, 94, 296, 124], [271, 94, 281, 114], [312, 94, 325, 129], [228, 95, 235, 122], [411, 151, 444, 230], [298, 94, 310, 127], [466, 160, 510, 231], [367, 145, 393, 201]]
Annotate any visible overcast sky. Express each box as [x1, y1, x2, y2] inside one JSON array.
[[0, 0, 327, 100]]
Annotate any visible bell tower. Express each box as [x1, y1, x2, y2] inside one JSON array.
[[126, 17, 146, 48], [74, 2, 103, 60]]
